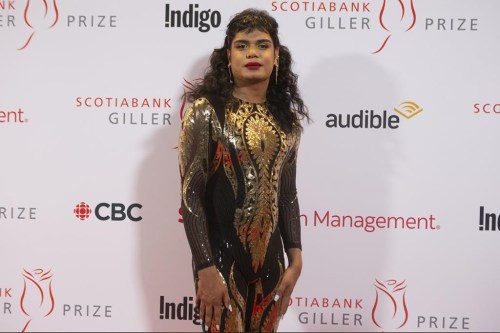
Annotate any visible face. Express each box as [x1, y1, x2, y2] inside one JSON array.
[[227, 29, 279, 86]]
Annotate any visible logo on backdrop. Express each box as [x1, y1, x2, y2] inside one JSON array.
[[325, 101, 423, 129], [73, 201, 142, 222], [270, 1, 479, 53], [74, 202, 92, 220], [0, 206, 37, 220], [20, 268, 55, 332], [0, 107, 28, 124], [159, 296, 201, 325], [371, 279, 408, 330], [373, 0, 416, 54], [394, 101, 423, 119], [2, 1, 118, 51], [291, 279, 471, 330], [2, 269, 113, 331], [164, 3, 221, 32], [473, 103, 500, 114], [293, 295, 364, 328], [479, 206, 499, 231], [17, 0, 59, 50], [75, 96, 172, 126], [1, 286, 13, 318], [300, 210, 439, 232]]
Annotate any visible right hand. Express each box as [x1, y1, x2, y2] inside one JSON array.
[[196, 266, 231, 330]]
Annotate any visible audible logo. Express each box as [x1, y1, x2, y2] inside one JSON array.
[[326, 110, 400, 129], [394, 101, 423, 119], [325, 101, 423, 130]]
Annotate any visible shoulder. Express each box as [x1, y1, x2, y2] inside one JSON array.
[[190, 97, 215, 113], [183, 97, 216, 124], [288, 124, 302, 149]]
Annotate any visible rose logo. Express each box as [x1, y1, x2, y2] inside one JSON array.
[[19, 0, 59, 50], [372, 279, 408, 330], [373, 0, 416, 53], [20, 268, 55, 332]]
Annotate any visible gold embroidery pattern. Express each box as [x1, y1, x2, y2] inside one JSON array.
[[249, 261, 283, 332], [225, 263, 245, 332], [222, 101, 291, 272]]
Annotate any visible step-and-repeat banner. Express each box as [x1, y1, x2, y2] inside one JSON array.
[[1, 0, 499, 331]]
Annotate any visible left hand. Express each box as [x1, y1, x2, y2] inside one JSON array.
[[275, 248, 302, 317]]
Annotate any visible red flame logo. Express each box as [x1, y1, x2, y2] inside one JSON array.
[[373, 0, 416, 54], [372, 279, 408, 330], [19, 0, 59, 50], [20, 268, 55, 332]]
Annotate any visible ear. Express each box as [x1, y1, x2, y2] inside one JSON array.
[[274, 48, 280, 65], [227, 49, 231, 65]]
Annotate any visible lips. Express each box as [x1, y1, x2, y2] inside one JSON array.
[[245, 62, 262, 70]]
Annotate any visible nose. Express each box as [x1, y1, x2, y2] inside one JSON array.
[[246, 45, 259, 58]]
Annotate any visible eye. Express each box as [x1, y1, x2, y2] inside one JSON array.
[[235, 43, 247, 50], [258, 43, 270, 50]]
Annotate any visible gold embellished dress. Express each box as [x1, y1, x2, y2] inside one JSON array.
[[178, 96, 301, 332]]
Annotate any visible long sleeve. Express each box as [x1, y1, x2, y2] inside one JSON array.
[[278, 128, 302, 251], [178, 98, 215, 270]]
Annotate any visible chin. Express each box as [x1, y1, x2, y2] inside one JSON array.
[[239, 75, 270, 84]]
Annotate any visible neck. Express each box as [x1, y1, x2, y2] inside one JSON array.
[[232, 80, 269, 104]]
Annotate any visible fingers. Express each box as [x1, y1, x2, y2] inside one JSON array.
[[201, 302, 227, 331], [213, 303, 222, 330], [195, 295, 201, 312], [223, 290, 232, 312], [204, 303, 214, 331], [275, 279, 294, 317]]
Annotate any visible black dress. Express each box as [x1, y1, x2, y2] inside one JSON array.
[[178, 96, 302, 332]]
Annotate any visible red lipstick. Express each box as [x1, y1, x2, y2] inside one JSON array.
[[245, 62, 262, 70]]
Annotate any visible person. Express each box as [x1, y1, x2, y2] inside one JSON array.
[[178, 8, 310, 332]]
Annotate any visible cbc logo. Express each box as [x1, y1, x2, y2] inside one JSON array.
[[74, 202, 142, 222]]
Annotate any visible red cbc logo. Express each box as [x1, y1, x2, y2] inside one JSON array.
[[371, 279, 409, 330], [74, 202, 92, 220], [20, 268, 55, 332]]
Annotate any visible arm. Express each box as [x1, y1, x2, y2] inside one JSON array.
[[178, 98, 230, 329], [178, 98, 214, 270], [276, 128, 303, 317]]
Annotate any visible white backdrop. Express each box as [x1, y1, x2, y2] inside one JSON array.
[[1, 0, 500, 332]]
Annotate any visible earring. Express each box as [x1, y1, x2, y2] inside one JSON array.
[[228, 64, 233, 84], [275, 57, 279, 85]]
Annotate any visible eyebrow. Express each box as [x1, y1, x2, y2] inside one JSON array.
[[232, 39, 273, 44]]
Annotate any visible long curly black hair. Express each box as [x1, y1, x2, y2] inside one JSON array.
[[187, 8, 310, 133]]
